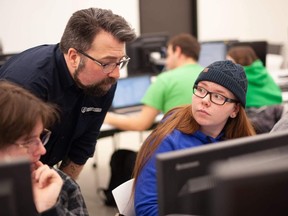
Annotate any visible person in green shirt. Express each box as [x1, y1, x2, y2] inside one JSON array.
[[227, 45, 282, 107], [227, 45, 284, 133], [104, 33, 203, 131]]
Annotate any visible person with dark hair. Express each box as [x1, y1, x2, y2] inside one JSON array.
[[227, 45, 282, 107], [132, 60, 256, 215], [105, 33, 203, 131], [0, 81, 88, 216], [227, 46, 284, 133], [0, 8, 136, 179]]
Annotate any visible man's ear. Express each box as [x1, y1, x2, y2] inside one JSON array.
[[66, 48, 79, 69], [174, 45, 182, 56]]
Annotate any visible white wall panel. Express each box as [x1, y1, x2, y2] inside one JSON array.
[[0, 0, 139, 53]]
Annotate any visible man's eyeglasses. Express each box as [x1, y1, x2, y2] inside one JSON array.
[[15, 129, 51, 150], [193, 85, 238, 105], [75, 48, 130, 74]]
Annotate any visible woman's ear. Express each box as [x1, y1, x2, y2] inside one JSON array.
[[230, 103, 240, 118]]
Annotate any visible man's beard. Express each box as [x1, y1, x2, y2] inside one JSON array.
[[73, 61, 117, 97]]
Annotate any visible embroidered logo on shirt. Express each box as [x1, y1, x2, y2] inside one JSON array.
[[81, 107, 102, 113]]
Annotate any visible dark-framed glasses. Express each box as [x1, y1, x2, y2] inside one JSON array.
[[15, 129, 51, 150], [75, 48, 130, 74], [193, 85, 238, 105]]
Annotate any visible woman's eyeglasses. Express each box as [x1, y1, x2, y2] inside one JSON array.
[[193, 85, 238, 105]]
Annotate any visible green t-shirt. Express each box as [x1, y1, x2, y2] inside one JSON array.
[[244, 60, 282, 108], [142, 64, 203, 113]]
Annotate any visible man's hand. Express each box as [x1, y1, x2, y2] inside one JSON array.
[[59, 158, 84, 180], [32, 161, 63, 213]]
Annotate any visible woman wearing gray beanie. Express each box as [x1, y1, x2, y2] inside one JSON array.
[[132, 60, 256, 215]]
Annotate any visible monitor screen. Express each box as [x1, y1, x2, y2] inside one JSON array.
[[126, 33, 169, 76], [0, 157, 36, 216], [111, 75, 152, 110], [156, 130, 288, 216], [210, 152, 288, 216], [198, 41, 228, 67]]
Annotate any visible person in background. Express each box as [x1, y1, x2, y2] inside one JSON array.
[[227, 46, 284, 133], [105, 33, 203, 131], [270, 112, 288, 132], [0, 81, 88, 216], [227, 45, 282, 107], [132, 60, 256, 215], [0, 8, 136, 179]]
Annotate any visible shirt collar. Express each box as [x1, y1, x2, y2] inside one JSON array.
[[194, 130, 224, 144], [55, 44, 78, 90]]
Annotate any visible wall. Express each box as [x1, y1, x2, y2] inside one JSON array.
[[197, 0, 288, 67], [1, 0, 288, 66], [198, 0, 287, 43], [0, 0, 140, 53]]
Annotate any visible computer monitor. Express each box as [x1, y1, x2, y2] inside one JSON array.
[[198, 41, 228, 67], [156, 130, 288, 216], [0, 157, 36, 215], [110, 75, 152, 114], [126, 32, 169, 76], [210, 152, 288, 216]]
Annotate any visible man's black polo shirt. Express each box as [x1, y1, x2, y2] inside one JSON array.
[[0, 44, 116, 166]]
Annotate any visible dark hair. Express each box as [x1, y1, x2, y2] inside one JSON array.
[[168, 33, 200, 61], [0, 81, 58, 149], [227, 46, 259, 66], [60, 8, 136, 53]]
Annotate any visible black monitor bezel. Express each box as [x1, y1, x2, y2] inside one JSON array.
[[0, 157, 36, 215], [210, 153, 288, 216], [156, 130, 288, 216], [126, 32, 169, 76]]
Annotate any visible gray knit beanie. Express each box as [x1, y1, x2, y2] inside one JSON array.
[[194, 60, 247, 107]]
